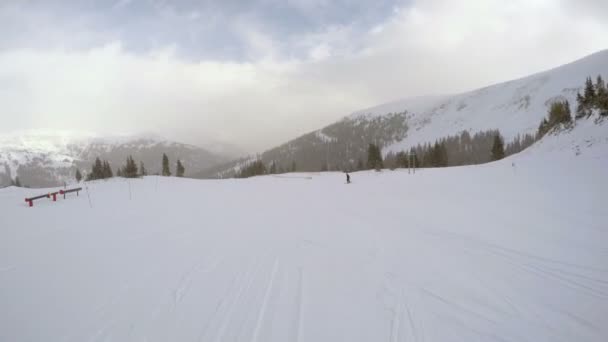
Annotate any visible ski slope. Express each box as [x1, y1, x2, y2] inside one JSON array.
[[1, 133, 607, 341], [350, 50, 608, 154]]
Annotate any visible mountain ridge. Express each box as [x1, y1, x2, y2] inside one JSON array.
[[199, 49, 608, 178], [0, 132, 227, 187]]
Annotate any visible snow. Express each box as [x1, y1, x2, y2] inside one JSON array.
[[349, 50, 608, 154], [1, 120, 607, 341], [519, 116, 608, 160], [315, 130, 337, 143]]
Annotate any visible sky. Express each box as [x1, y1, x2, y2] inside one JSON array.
[[1, 0, 607, 153]]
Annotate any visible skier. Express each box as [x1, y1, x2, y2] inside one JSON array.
[[346, 172, 351, 184]]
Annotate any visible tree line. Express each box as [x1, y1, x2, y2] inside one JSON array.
[[382, 129, 534, 169], [78, 153, 185, 182], [236, 128, 520, 178]]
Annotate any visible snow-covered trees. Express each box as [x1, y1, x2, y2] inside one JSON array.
[[75, 169, 82, 183], [575, 75, 608, 118]]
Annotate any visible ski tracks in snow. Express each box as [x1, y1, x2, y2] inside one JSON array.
[[172, 257, 224, 310], [382, 272, 422, 342], [192, 255, 310, 342], [199, 257, 263, 342], [195, 255, 286, 342], [426, 229, 608, 300], [251, 258, 280, 342], [292, 267, 305, 342]]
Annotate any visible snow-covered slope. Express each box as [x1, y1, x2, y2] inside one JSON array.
[[0, 130, 226, 187], [518, 115, 608, 160], [1, 122, 606, 341], [352, 50, 608, 153], [205, 50, 608, 178]]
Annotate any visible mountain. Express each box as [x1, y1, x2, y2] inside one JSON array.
[[198, 112, 409, 178], [0, 131, 227, 188], [357, 50, 608, 154], [199, 50, 608, 178]]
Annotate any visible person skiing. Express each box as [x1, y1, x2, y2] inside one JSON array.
[[346, 172, 351, 184]]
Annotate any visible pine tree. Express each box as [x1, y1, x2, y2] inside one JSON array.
[[291, 161, 296, 172], [537, 117, 549, 138], [356, 158, 364, 171], [87, 157, 104, 181], [269, 161, 277, 174], [564, 100, 572, 123], [176, 160, 185, 177], [491, 134, 505, 161], [439, 142, 448, 166], [575, 92, 587, 119], [367, 143, 383, 170], [116, 168, 123, 177], [548, 101, 571, 126], [75, 169, 82, 182], [584, 77, 596, 112], [102, 161, 113, 179], [162, 153, 171, 176], [123, 156, 138, 178], [140, 161, 147, 176], [596, 75, 608, 115], [14, 177, 21, 187]]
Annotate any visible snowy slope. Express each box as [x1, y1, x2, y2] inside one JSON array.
[[1, 122, 607, 341], [351, 50, 608, 153], [205, 50, 608, 178], [518, 115, 608, 160]]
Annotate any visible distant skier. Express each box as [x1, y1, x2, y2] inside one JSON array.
[[346, 172, 351, 184]]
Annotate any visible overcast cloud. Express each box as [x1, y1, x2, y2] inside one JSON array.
[[1, 0, 607, 152]]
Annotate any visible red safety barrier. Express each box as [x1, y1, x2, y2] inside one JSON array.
[[25, 188, 81, 207], [59, 187, 82, 199], [24, 192, 54, 207]]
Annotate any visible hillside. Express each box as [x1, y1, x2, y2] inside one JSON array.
[[201, 50, 608, 178], [1, 120, 606, 341], [0, 131, 227, 188]]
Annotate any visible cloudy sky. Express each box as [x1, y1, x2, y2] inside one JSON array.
[[1, 0, 607, 152]]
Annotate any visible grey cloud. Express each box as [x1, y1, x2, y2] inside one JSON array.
[[0, 0, 607, 153]]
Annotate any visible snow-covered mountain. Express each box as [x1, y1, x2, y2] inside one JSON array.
[[202, 50, 608, 178], [0, 130, 227, 187], [355, 49, 608, 154]]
